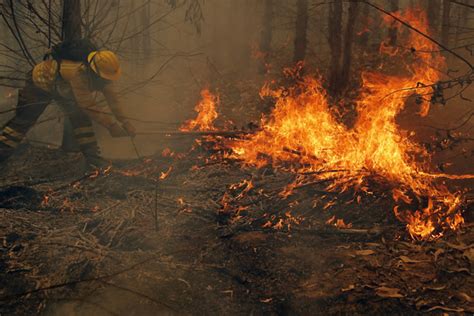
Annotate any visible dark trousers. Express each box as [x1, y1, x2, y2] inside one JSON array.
[[0, 80, 98, 159]]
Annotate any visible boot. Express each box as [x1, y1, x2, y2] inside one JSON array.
[[80, 144, 110, 170], [0, 143, 14, 164], [0, 126, 25, 164]]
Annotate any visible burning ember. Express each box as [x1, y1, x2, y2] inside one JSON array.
[[215, 8, 470, 240], [180, 89, 219, 131], [326, 216, 353, 229], [159, 166, 173, 180]]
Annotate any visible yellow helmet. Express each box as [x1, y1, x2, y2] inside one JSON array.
[[32, 60, 59, 91], [87, 50, 121, 81]]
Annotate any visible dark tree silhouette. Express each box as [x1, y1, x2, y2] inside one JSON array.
[[427, 0, 442, 35], [259, 0, 273, 74], [339, 1, 360, 92], [293, 0, 308, 63], [61, 0, 83, 151], [328, 0, 342, 95], [62, 0, 82, 41], [388, 0, 399, 46], [357, 4, 370, 47], [328, 0, 360, 96], [441, 0, 451, 46]]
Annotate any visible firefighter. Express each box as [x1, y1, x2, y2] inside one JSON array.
[[0, 49, 136, 168]]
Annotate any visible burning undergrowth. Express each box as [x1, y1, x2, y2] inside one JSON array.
[[3, 144, 472, 314], [2, 5, 474, 316], [187, 8, 473, 240], [180, 88, 220, 132]]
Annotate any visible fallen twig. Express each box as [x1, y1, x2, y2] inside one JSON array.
[[136, 130, 251, 137], [99, 281, 177, 312], [0, 256, 158, 302]]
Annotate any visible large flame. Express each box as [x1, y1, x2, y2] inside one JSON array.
[[180, 89, 219, 131], [225, 8, 466, 239]]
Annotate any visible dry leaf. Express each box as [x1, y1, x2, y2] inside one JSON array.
[[415, 299, 429, 310], [424, 285, 446, 291], [445, 267, 471, 274], [433, 248, 444, 262], [400, 241, 422, 251], [399, 255, 424, 263], [337, 245, 351, 250], [260, 298, 272, 303], [455, 292, 473, 303], [444, 241, 472, 251], [427, 306, 464, 313], [463, 248, 474, 264], [355, 249, 375, 256], [365, 242, 381, 247], [375, 286, 404, 298], [342, 284, 355, 292]]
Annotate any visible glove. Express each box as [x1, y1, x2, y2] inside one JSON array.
[[108, 122, 128, 137], [122, 121, 136, 137]]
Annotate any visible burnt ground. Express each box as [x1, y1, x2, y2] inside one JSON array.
[[0, 143, 472, 316]]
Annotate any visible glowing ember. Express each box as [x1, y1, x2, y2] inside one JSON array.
[[89, 170, 100, 179], [162, 148, 175, 157], [326, 216, 353, 229], [41, 195, 50, 207], [180, 89, 219, 131], [159, 166, 173, 180], [118, 169, 143, 177], [273, 218, 284, 230], [224, 8, 469, 240]]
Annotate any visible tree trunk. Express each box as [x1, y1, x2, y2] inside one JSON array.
[[339, 1, 360, 92], [240, 1, 254, 69], [357, 3, 370, 47], [388, 0, 399, 46], [129, 1, 141, 75], [141, 0, 152, 61], [328, 0, 342, 95], [61, 0, 82, 41], [61, 0, 82, 152], [453, 0, 469, 56], [427, 0, 442, 36], [441, 0, 451, 46], [293, 0, 308, 63], [259, 0, 273, 74]]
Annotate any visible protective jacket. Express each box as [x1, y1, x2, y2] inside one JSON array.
[[32, 59, 128, 129]]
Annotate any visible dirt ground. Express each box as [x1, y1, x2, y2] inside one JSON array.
[[0, 141, 472, 315]]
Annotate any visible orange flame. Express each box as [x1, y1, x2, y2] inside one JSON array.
[[180, 89, 219, 131], [225, 8, 465, 240]]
